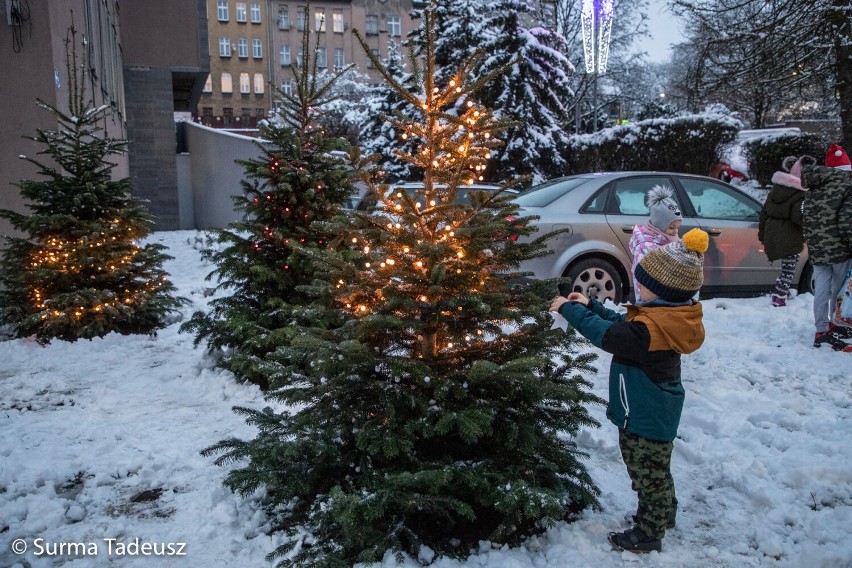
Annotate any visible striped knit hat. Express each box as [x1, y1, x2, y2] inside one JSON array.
[[635, 229, 709, 302]]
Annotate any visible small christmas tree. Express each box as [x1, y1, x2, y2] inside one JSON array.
[[180, 10, 361, 389], [204, 7, 601, 567], [0, 25, 182, 344]]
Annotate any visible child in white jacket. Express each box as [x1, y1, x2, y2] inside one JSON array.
[[629, 185, 683, 303]]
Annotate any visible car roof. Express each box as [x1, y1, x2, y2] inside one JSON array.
[[389, 182, 503, 190], [553, 171, 719, 180]]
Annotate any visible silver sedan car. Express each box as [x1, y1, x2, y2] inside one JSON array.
[[513, 172, 812, 304]]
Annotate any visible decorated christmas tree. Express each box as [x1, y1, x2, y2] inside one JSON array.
[[204, 8, 602, 567], [180, 13, 361, 389], [0, 25, 182, 344]]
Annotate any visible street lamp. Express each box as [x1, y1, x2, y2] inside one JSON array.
[[581, 0, 614, 131]]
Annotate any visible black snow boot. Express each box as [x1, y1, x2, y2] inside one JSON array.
[[625, 512, 676, 530], [608, 526, 662, 553]]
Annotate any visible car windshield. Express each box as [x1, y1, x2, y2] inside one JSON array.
[[514, 177, 592, 207]]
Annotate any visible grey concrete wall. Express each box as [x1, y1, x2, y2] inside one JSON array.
[[181, 121, 264, 230], [176, 153, 195, 230], [124, 67, 182, 230]]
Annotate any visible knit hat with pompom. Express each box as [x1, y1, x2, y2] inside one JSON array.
[[635, 228, 709, 302], [646, 184, 682, 230]]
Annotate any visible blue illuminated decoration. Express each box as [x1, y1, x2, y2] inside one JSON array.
[[581, 0, 614, 74]]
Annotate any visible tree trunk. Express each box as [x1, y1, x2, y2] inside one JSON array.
[[836, 42, 852, 150]]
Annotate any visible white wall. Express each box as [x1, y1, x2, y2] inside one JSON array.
[[180, 121, 266, 230]]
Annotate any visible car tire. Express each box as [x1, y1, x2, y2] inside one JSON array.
[[564, 258, 623, 305], [797, 260, 814, 295]]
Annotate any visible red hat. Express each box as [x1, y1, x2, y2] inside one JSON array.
[[825, 144, 851, 171]]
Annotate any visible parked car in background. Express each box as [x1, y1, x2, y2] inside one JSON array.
[[513, 172, 812, 304]]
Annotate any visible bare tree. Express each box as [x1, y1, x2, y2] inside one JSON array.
[[670, 0, 851, 146]]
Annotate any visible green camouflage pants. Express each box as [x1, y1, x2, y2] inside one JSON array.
[[619, 428, 677, 540]]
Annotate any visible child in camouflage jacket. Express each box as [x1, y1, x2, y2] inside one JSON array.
[[801, 144, 852, 351]]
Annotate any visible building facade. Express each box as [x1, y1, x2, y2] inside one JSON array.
[[196, 0, 424, 128], [198, 0, 274, 129], [119, 1, 209, 229], [0, 1, 208, 235], [0, 0, 128, 238]]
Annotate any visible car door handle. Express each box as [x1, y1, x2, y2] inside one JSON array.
[[621, 224, 635, 233], [707, 228, 722, 236]]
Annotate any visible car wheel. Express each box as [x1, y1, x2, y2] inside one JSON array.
[[797, 260, 814, 295], [565, 258, 623, 304]]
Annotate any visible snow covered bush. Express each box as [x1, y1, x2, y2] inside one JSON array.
[[742, 132, 828, 187], [565, 111, 742, 176]]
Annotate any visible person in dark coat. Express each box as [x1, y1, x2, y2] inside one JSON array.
[[758, 156, 810, 307]]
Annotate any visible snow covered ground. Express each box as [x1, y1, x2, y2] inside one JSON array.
[[1, 230, 850, 568]]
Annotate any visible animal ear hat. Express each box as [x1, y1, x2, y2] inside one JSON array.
[[646, 185, 682, 230]]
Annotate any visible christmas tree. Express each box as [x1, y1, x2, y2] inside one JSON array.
[[0, 25, 182, 344], [180, 12, 361, 389], [475, 0, 576, 185], [204, 8, 601, 567]]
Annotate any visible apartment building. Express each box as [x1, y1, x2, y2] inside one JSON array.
[[198, 0, 273, 129], [197, 0, 425, 128]]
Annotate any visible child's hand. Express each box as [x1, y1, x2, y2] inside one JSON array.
[[567, 292, 589, 306], [550, 292, 589, 313], [550, 296, 568, 313]]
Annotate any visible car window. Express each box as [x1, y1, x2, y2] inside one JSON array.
[[679, 178, 760, 221], [581, 185, 609, 213], [514, 177, 591, 207], [610, 176, 678, 215]]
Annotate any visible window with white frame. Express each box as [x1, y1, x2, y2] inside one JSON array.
[[217, 0, 229, 21], [281, 81, 293, 96], [202, 74, 212, 93], [296, 7, 305, 30], [333, 12, 344, 33], [240, 73, 250, 93], [278, 6, 289, 29], [367, 48, 379, 68], [238, 38, 248, 58], [235, 2, 247, 22], [315, 9, 325, 32], [254, 73, 264, 94], [219, 37, 231, 57], [365, 15, 378, 35], [253, 38, 263, 58], [250, 3, 261, 22], [334, 48, 344, 69], [296, 48, 304, 67], [280, 45, 291, 65], [221, 73, 233, 93], [387, 16, 400, 36], [316, 47, 327, 68]]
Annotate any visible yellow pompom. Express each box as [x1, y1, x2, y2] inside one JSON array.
[[682, 228, 709, 254]]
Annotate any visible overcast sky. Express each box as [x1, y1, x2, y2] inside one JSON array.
[[635, 0, 685, 62]]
